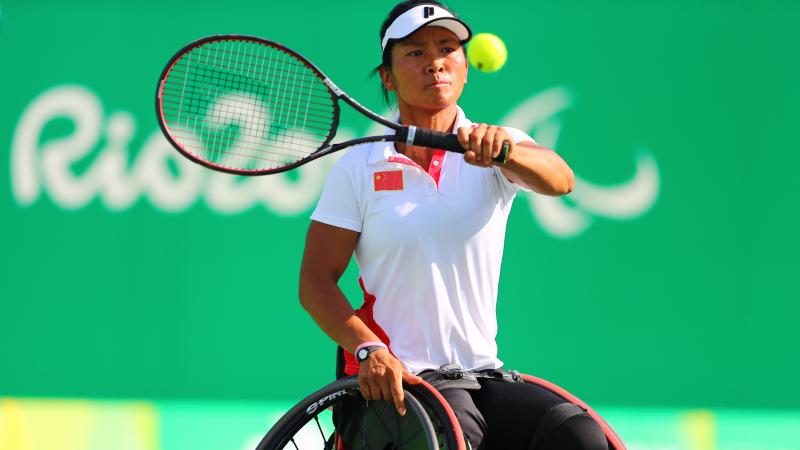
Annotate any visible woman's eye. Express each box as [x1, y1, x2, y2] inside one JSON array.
[[408, 50, 423, 56], [442, 47, 456, 54]]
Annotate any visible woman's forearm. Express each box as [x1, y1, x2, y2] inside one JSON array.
[[298, 221, 378, 354], [299, 276, 380, 354], [501, 143, 575, 196]]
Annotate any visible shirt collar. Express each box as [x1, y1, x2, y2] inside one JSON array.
[[367, 106, 470, 165]]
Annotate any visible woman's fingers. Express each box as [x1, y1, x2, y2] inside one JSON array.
[[390, 373, 407, 416], [493, 129, 513, 164], [381, 379, 394, 402], [358, 349, 414, 415], [457, 124, 510, 167], [482, 126, 498, 162], [402, 371, 423, 384], [359, 377, 373, 400], [469, 123, 488, 162], [493, 135, 506, 161], [457, 125, 472, 150]]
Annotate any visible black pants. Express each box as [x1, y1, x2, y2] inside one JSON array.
[[441, 378, 608, 450]]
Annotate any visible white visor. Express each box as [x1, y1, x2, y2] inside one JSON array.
[[381, 4, 472, 51]]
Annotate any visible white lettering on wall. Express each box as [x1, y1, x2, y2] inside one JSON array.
[[501, 86, 660, 238], [11, 84, 658, 238], [11, 85, 332, 215]]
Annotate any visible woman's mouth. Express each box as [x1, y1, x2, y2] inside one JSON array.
[[427, 80, 451, 88]]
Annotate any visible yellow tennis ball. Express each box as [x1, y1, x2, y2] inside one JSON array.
[[467, 33, 507, 73]]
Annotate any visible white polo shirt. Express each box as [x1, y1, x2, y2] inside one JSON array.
[[311, 106, 534, 375]]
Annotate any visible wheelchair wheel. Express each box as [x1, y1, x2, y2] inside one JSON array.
[[256, 376, 464, 450], [521, 374, 627, 450]]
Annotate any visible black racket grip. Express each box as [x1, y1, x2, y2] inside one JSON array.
[[410, 127, 509, 164]]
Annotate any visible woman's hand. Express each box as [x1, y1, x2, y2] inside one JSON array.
[[457, 124, 575, 195], [358, 348, 422, 416], [457, 123, 513, 167]]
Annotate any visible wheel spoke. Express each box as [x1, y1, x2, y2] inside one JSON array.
[[323, 431, 337, 450], [314, 416, 326, 442]]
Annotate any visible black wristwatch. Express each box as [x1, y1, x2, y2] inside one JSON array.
[[356, 345, 386, 364]]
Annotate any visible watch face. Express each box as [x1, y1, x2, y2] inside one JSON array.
[[358, 349, 369, 360]]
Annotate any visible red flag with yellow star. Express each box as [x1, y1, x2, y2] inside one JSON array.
[[373, 170, 403, 191]]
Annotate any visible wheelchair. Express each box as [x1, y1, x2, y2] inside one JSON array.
[[256, 348, 626, 450]]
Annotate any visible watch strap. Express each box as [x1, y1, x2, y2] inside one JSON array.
[[355, 342, 387, 363]]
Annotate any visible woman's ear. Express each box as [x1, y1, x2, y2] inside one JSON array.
[[379, 66, 395, 91]]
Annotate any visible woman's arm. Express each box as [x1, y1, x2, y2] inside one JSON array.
[[298, 220, 420, 414], [500, 141, 575, 196], [457, 124, 575, 196], [298, 220, 377, 352]]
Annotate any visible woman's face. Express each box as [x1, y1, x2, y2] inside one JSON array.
[[381, 26, 468, 111]]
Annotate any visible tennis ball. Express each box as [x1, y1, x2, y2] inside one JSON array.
[[467, 33, 507, 73]]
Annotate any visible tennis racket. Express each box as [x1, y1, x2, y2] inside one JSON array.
[[155, 35, 509, 175]]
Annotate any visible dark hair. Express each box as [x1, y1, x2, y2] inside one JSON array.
[[373, 0, 462, 104]]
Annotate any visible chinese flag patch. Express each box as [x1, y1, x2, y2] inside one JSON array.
[[374, 170, 404, 191]]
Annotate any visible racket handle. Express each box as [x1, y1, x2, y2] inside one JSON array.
[[408, 127, 510, 165]]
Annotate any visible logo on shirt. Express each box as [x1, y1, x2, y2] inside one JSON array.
[[374, 170, 404, 191]]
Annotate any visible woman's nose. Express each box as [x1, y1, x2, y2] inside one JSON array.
[[426, 60, 446, 74]]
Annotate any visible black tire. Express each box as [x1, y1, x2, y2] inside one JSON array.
[[256, 376, 461, 450]]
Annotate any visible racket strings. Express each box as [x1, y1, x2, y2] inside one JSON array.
[[160, 90, 334, 130], [160, 38, 337, 172], [179, 50, 333, 98], [160, 88, 334, 136], [163, 62, 333, 105]]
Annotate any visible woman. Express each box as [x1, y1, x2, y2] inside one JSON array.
[[299, 2, 606, 449]]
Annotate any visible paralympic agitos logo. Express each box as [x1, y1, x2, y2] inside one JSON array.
[[10, 85, 658, 238]]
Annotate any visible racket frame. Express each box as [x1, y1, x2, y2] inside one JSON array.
[[156, 34, 504, 176]]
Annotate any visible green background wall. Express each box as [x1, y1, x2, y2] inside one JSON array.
[[1, 0, 798, 413]]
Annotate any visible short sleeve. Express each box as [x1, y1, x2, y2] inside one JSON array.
[[492, 126, 537, 194], [310, 157, 363, 232]]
